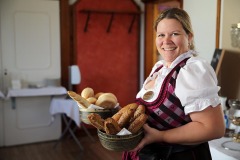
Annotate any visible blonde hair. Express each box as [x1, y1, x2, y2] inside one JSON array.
[[154, 8, 195, 50]]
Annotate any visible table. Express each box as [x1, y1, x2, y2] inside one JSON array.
[[209, 137, 240, 160], [7, 86, 67, 98], [50, 98, 95, 150], [3, 87, 66, 146]]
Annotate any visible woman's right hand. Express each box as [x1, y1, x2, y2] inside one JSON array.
[[132, 123, 164, 152]]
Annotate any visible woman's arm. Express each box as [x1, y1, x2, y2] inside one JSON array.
[[162, 105, 225, 144], [133, 105, 225, 151]]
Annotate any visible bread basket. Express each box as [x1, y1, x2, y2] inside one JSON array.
[[97, 129, 144, 152], [79, 108, 117, 124]]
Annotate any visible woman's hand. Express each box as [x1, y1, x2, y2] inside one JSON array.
[[132, 124, 164, 151]]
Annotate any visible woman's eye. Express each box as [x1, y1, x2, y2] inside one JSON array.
[[172, 33, 180, 36], [157, 34, 164, 37]]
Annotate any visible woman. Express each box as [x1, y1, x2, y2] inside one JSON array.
[[122, 8, 225, 160]]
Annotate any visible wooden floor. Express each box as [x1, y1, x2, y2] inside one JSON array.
[[0, 129, 122, 160]]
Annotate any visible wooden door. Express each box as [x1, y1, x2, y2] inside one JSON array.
[[0, 0, 61, 93], [144, 0, 183, 78]]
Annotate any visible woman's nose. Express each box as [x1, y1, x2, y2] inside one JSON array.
[[163, 35, 172, 44]]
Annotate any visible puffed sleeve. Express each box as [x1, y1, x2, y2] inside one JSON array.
[[175, 57, 221, 115]]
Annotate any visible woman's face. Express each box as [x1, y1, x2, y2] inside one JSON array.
[[156, 18, 192, 67]]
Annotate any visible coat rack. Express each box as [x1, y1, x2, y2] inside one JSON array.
[[79, 9, 140, 33]]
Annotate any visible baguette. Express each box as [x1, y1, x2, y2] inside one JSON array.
[[67, 91, 90, 108]]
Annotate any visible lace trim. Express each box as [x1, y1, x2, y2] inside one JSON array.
[[184, 97, 221, 115]]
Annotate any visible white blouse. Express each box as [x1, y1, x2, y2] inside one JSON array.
[[136, 50, 221, 115]]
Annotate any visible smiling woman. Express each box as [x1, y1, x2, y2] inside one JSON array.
[[123, 8, 225, 160]]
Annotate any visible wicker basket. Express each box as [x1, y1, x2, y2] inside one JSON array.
[[79, 108, 117, 124], [97, 129, 144, 152]]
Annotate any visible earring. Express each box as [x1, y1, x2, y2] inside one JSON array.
[[188, 42, 192, 47]]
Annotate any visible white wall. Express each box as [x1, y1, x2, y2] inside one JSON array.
[[0, 0, 60, 92], [183, 0, 218, 63]]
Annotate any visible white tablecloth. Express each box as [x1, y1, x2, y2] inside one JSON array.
[[7, 86, 67, 98], [209, 137, 240, 160], [50, 98, 80, 127]]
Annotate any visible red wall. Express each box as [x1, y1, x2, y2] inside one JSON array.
[[74, 0, 140, 106]]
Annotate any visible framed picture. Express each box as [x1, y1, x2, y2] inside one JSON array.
[[211, 48, 225, 76]]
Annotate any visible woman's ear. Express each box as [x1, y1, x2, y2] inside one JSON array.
[[188, 33, 193, 44]]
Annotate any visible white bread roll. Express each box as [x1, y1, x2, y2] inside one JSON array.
[[94, 92, 104, 99], [95, 93, 118, 109], [81, 87, 94, 99], [87, 97, 97, 104]]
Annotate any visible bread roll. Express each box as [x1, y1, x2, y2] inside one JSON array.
[[95, 93, 117, 109], [94, 92, 104, 99], [130, 105, 145, 123], [128, 113, 148, 134], [117, 103, 138, 115], [103, 93, 118, 102], [104, 117, 121, 135], [87, 97, 97, 104], [118, 106, 136, 128], [81, 87, 94, 99], [87, 113, 105, 131], [111, 111, 123, 122]]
